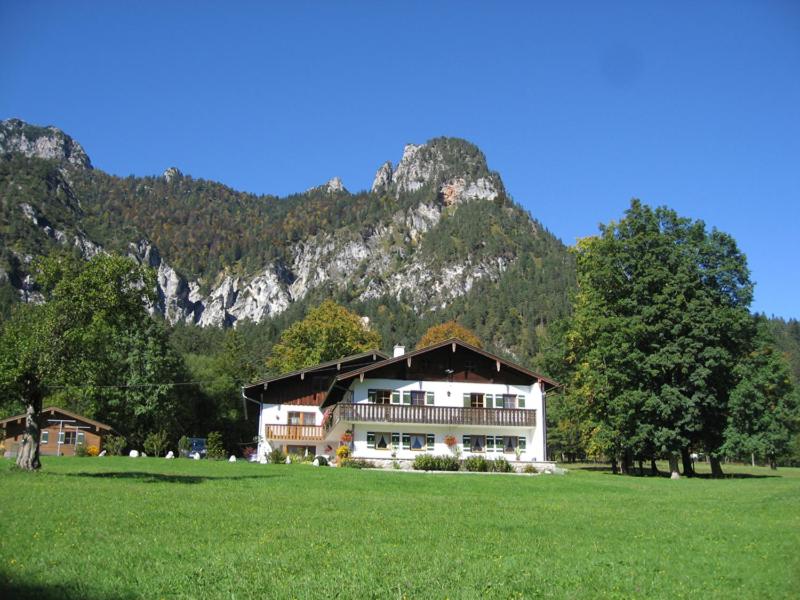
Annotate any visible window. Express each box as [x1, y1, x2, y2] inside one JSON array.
[[63, 431, 76, 445], [411, 391, 426, 406], [41, 431, 49, 444], [425, 391, 435, 405], [503, 436, 517, 453], [58, 431, 65, 444], [517, 395, 526, 409], [518, 437, 526, 451], [392, 432, 400, 448], [402, 433, 410, 449], [408, 434, 427, 450], [464, 393, 484, 408], [471, 435, 485, 452], [462, 435, 471, 451], [368, 389, 393, 404], [486, 435, 496, 452], [77, 432, 85, 445], [426, 434, 435, 450], [367, 432, 392, 450], [501, 394, 517, 409], [288, 412, 314, 425]]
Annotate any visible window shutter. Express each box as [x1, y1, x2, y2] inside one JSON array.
[[425, 391, 434, 405], [426, 434, 435, 450], [402, 391, 411, 405], [463, 393, 471, 408], [517, 395, 525, 408], [391, 391, 400, 404], [367, 432, 375, 449], [462, 435, 471, 451], [368, 389, 376, 403], [518, 437, 526, 451], [402, 433, 410, 450], [391, 432, 400, 448]]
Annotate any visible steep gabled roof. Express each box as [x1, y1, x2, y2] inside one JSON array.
[[0, 406, 115, 431], [322, 338, 559, 406], [242, 349, 389, 397]]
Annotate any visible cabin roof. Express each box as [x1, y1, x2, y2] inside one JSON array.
[[0, 406, 115, 431]]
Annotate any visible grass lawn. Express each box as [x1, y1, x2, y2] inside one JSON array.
[[1, 457, 798, 599]]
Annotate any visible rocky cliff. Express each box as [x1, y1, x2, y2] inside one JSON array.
[[0, 119, 574, 357]]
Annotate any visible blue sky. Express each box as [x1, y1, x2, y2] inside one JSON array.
[[2, 1, 798, 318]]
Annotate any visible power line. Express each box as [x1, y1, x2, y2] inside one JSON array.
[[44, 380, 246, 391]]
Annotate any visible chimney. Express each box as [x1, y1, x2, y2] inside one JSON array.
[[393, 345, 405, 358]]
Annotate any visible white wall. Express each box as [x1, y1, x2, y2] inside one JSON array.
[[257, 404, 324, 457]]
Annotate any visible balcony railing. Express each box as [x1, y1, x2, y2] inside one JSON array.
[[326, 403, 535, 430], [266, 425, 324, 441]]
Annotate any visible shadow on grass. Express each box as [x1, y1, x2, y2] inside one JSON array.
[[0, 580, 133, 600], [567, 464, 779, 479], [63, 471, 279, 484]]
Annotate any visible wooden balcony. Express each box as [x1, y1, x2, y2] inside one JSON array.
[[326, 403, 535, 430], [265, 425, 324, 441]]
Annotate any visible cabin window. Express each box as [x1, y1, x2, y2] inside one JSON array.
[[471, 435, 485, 452], [408, 434, 427, 451], [401, 433, 410, 449], [503, 436, 517, 453], [77, 432, 85, 445], [518, 437, 526, 451], [391, 432, 400, 448], [462, 435, 471, 450], [41, 431, 49, 444], [426, 434, 435, 450], [58, 431, 65, 444], [368, 389, 393, 405], [517, 395, 526, 408], [366, 432, 392, 450], [486, 435, 496, 452], [63, 431, 77, 445], [425, 391, 434, 405]]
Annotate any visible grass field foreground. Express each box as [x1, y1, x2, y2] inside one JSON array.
[[1, 457, 799, 599]]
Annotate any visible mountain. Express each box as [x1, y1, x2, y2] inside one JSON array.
[[0, 118, 574, 363]]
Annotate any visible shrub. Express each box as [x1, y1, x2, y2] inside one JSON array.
[[104, 435, 127, 456], [143, 431, 169, 457], [268, 448, 286, 464], [464, 456, 489, 472], [340, 458, 373, 469], [75, 443, 90, 457], [178, 435, 191, 457], [314, 455, 329, 466], [336, 445, 351, 461], [490, 457, 514, 473], [523, 464, 537, 474], [86, 445, 100, 457], [412, 454, 460, 471], [206, 431, 226, 460]]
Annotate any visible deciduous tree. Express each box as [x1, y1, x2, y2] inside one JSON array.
[[416, 321, 482, 349]]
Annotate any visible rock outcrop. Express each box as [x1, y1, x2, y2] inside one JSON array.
[[0, 118, 92, 169]]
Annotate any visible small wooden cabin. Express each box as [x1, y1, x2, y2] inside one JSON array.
[[0, 406, 115, 457]]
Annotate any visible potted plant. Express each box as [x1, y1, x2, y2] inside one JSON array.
[[340, 430, 353, 444], [444, 434, 457, 448]]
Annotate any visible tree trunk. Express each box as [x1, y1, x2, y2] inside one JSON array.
[[638, 459, 644, 476], [15, 373, 43, 471], [681, 448, 694, 477], [709, 455, 724, 478], [668, 454, 680, 479], [16, 379, 43, 470], [611, 457, 618, 474], [769, 454, 777, 470], [751, 453, 756, 467], [650, 458, 659, 476], [620, 452, 630, 475]]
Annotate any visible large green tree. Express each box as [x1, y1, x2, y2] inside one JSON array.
[[723, 318, 798, 468], [562, 200, 755, 477], [0, 254, 189, 469], [416, 321, 482, 349], [266, 300, 381, 374]]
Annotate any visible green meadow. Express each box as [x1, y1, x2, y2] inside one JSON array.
[[1, 457, 798, 599]]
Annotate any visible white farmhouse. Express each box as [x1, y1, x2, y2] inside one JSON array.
[[243, 339, 558, 467]]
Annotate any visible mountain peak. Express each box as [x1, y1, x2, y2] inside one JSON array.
[[370, 137, 504, 204], [0, 118, 92, 169]]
